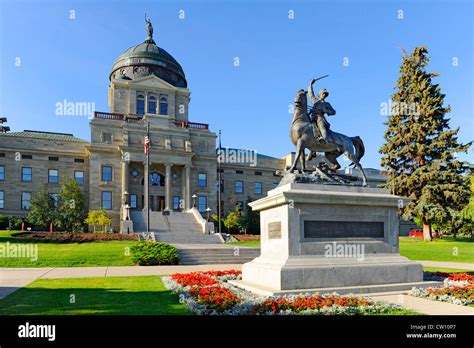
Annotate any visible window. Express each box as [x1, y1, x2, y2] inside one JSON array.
[[48, 156, 59, 161], [236, 170, 243, 174], [0, 165, 4, 181], [198, 173, 207, 187], [235, 180, 243, 193], [22, 167, 32, 182], [173, 196, 180, 210], [75, 171, 84, 185], [0, 153, 4, 157], [255, 182, 262, 195], [101, 191, 112, 210], [102, 132, 112, 143], [137, 94, 145, 115], [74, 158, 85, 163], [197, 196, 207, 213], [21, 154, 32, 159], [0, 191, 4, 209], [102, 166, 113, 181], [21, 192, 31, 210], [129, 194, 137, 209], [49, 193, 59, 206], [159, 96, 168, 115], [255, 171, 262, 176], [48, 169, 59, 183], [148, 96, 156, 114]]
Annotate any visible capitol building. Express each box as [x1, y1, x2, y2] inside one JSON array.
[[0, 23, 387, 233]]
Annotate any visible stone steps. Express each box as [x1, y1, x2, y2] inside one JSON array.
[[131, 210, 222, 244], [178, 248, 260, 265]]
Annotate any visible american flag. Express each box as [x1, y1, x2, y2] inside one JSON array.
[[144, 135, 150, 156]]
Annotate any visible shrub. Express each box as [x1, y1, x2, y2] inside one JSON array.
[[131, 241, 179, 266]]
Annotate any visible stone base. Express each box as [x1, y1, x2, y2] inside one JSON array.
[[241, 254, 424, 292], [229, 279, 442, 297], [120, 220, 134, 234]]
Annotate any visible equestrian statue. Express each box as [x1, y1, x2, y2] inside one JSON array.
[[288, 77, 368, 186]]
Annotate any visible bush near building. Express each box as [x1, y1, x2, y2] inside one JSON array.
[[131, 241, 179, 266]]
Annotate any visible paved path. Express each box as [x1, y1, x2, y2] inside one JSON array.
[[367, 292, 474, 315], [0, 264, 243, 300], [419, 260, 474, 271]]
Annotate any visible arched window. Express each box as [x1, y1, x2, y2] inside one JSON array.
[[148, 96, 156, 114], [159, 96, 168, 115], [136, 94, 145, 115]]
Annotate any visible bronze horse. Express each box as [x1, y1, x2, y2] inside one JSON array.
[[288, 89, 368, 186]]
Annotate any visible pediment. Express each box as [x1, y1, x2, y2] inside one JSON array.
[[130, 75, 178, 91]]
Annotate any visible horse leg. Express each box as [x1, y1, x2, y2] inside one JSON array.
[[325, 151, 341, 172], [288, 138, 305, 173], [301, 148, 306, 173], [345, 151, 368, 186]]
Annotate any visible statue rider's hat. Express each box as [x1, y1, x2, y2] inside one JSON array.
[[318, 88, 329, 100]]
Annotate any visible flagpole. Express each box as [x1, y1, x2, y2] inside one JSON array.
[[218, 129, 222, 234], [146, 121, 150, 233]]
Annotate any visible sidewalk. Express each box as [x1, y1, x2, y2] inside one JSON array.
[[418, 260, 474, 271]]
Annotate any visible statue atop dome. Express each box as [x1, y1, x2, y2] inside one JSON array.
[[145, 14, 155, 44]]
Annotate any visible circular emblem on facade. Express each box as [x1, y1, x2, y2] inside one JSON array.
[[131, 170, 139, 177]]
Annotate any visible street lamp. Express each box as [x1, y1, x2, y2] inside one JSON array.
[[192, 194, 197, 208], [205, 207, 211, 222]]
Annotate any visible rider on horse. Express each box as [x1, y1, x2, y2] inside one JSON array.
[[308, 79, 335, 145]]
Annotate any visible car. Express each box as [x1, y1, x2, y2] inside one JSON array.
[[408, 228, 423, 237]]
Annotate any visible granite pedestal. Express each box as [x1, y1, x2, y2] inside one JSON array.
[[231, 183, 428, 295]]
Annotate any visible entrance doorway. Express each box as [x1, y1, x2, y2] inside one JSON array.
[[150, 195, 165, 211]]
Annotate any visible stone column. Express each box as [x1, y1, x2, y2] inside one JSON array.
[[121, 159, 129, 220], [185, 164, 192, 210], [165, 163, 172, 211], [143, 161, 149, 212], [181, 166, 186, 211]]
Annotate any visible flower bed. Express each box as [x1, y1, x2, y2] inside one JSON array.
[[162, 270, 407, 315], [14, 231, 138, 242], [410, 272, 474, 306]]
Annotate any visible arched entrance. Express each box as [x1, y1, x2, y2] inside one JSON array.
[[141, 172, 165, 211]]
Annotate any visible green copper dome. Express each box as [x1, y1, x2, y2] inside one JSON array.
[[110, 22, 187, 87]]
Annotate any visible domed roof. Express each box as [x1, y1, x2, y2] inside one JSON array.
[[110, 21, 187, 88]]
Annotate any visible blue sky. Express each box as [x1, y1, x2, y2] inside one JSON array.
[[0, 0, 472, 169]]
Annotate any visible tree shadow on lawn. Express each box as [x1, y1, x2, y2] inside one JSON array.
[[0, 285, 191, 315]]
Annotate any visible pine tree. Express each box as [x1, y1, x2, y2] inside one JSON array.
[[379, 46, 471, 241]]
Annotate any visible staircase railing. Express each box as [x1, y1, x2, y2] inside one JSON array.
[[188, 207, 215, 234]]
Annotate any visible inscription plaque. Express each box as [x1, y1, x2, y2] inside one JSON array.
[[268, 222, 281, 239], [304, 221, 384, 239]]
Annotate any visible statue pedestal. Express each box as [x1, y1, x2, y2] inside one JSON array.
[[120, 220, 134, 234], [230, 183, 434, 295]]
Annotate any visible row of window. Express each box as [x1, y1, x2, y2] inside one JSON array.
[[0, 154, 84, 162], [136, 94, 168, 116], [0, 165, 84, 184]]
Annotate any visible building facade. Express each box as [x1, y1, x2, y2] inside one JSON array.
[[0, 23, 403, 232]]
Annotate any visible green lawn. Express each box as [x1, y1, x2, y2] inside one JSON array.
[[0, 275, 418, 315], [226, 240, 260, 248], [399, 236, 474, 263], [0, 230, 137, 267], [0, 276, 190, 315]]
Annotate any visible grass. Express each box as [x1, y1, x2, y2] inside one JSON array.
[[226, 240, 260, 248], [399, 236, 474, 263], [0, 276, 191, 315], [0, 275, 420, 315], [0, 230, 137, 267]]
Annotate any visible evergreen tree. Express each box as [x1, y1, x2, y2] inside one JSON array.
[[379, 47, 471, 241], [241, 196, 260, 234]]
